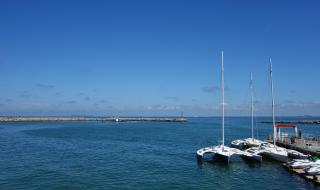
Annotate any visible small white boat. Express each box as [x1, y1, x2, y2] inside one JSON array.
[[304, 165, 320, 175], [288, 159, 320, 169], [288, 159, 311, 165]]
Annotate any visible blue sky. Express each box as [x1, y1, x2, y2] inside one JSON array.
[[0, 0, 319, 116]]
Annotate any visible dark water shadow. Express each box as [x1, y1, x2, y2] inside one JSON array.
[[242, 159, 262, 168]]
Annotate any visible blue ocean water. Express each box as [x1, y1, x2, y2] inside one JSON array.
[[0, 117, 320, 190]]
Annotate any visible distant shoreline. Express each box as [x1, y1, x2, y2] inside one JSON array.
[[261, 120, 320, 124], [0, 117, 187, 123]]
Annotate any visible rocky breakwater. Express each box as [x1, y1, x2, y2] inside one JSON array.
[[0, 117, 188, 123], [261, 120, 320, 124]]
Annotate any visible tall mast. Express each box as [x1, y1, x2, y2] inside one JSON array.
[[250, 72, 254, 140], [269, 57, 276, 145], [221, 51, 225, 148]]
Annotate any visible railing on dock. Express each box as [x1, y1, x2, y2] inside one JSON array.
[[275, 136, 320, 156]]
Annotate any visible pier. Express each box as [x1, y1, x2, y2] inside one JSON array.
[[263, 124, 320, 157], [0, 117, 188, 123], [272, 137, 320, 157]]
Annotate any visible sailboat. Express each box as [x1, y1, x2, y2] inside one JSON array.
[[231, 58, 288, 162], [256, 58, 288, 162], [196, 51, 235, 163], [231, 73, 265, 149], [196, 51, 249, 163]]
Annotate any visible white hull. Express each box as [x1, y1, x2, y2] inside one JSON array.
[[241, 143, 288, 162], [231, 138, 266, 150], [287, 149, 309, 159], [241, 147, 263, 162], [262, 151, 288, 162], [196, 145, 234, 163], [259, 143, 288, 162], [230, 139, 246, 149], [197, 145, 262, 163]]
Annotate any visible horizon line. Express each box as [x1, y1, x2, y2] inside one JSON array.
[[0, 115, 318, 118]]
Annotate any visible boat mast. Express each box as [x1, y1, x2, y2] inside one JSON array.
[[221, 51, 225, 149], [250, 72, 254, 140], [269, 57, 277, 145]]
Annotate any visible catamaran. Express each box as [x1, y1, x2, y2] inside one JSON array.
[[231, 73, 265, 149], [256, 58, 288, 162], [196, 51, 262, 163], [231, 58, 288, 162], [196, 51, 235, 163]]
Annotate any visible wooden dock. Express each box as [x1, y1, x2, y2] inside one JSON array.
[[283, 163, 320, 185], [0, 117, 188, 123]]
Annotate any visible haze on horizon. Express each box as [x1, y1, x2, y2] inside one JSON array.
[[0, 0, 319, 117]]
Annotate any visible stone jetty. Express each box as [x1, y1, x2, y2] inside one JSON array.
[[0, 117, 187, 123], [261, 120, 320, 124]]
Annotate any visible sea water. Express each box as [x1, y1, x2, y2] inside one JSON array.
[[0, 117, 319, 189]]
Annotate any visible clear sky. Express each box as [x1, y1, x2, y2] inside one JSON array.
[[0, 0, 319, 116]]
